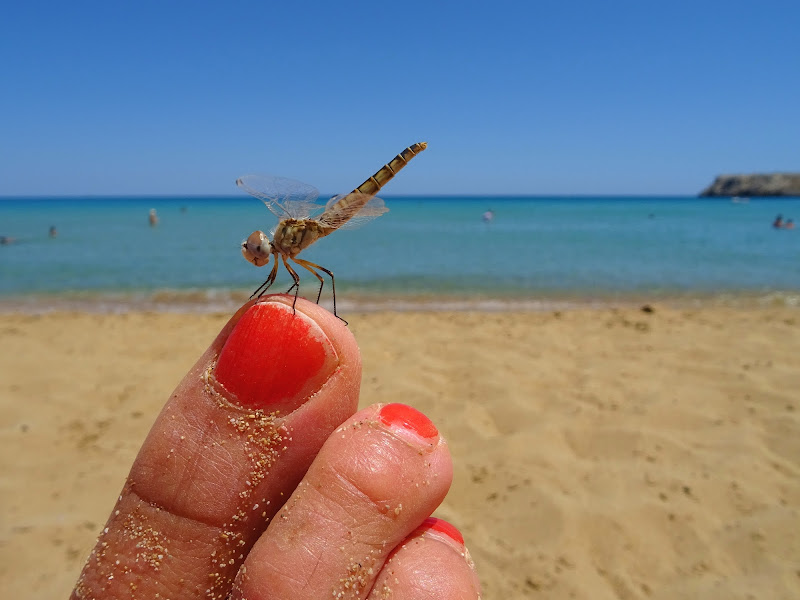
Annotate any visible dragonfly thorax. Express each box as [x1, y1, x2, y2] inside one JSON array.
[[272, 219, 326, 256]]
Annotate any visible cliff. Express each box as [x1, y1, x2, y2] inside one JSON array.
[[700, 173, 800, 197]]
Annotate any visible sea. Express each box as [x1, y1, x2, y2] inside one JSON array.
[[1, 195, 799, 312]]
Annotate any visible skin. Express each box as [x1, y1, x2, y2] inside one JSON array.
[[71, 295, 480, 599]]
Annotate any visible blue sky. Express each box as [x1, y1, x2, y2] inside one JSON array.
[[1, 0, 798, 196]]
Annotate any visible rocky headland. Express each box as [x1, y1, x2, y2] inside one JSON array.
[[700, 173, 800, 197]]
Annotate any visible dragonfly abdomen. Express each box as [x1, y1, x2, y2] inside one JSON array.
[[315, 142, 428, 236], [354, 142, 427, 197]]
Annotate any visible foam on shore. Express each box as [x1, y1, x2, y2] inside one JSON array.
[[2, 287, 800, 315]]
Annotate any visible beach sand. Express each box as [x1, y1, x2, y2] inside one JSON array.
[[1, 305, 799, 598]]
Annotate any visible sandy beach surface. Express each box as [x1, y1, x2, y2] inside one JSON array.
[[1, 304, 799, 599]]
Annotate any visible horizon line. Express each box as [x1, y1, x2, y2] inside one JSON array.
[[0, 193, 722, 200]]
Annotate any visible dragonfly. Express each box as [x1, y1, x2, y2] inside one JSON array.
[[236, 142, 427, 320]]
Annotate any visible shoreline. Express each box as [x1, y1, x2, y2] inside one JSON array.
[[1, 288, 800, 314]]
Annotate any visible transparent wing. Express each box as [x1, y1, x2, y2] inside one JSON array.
[[318, 193, 389, 230], [235, 174, 324, 220]]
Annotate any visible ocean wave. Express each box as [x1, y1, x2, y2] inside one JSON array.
[[2, 288, 799, 315]]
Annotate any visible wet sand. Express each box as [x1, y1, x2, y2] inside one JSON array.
[[1, 305, 799, 598]]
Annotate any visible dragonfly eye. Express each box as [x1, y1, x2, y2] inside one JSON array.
[[242, 230, 271, 267]]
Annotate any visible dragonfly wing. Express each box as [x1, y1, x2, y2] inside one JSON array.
[[235, 174, 324, 220], [319, 193, 389, 230]]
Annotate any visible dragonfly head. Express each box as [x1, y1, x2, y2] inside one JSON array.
[[242, 230, 272, 267]]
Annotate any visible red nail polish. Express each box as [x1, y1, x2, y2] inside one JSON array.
[[214, 301, 338, 412], [418, 517, 464, 546], [377, 403, 438, 440]]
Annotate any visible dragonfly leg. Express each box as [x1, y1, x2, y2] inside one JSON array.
[[293, 257, 346, 325], [251, 257, 280, 299], [292, 258, 325, 304], [280, 255, 302, 313]]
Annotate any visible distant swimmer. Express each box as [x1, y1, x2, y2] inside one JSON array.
[[0, 235, 15, 245], [49, 225, 58, 238], [482, 209, 495, 224], [773, 215, 783, 229], [149, 208, 159, 226]]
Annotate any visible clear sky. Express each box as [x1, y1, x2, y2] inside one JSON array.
[[1, 0, 798, 196]]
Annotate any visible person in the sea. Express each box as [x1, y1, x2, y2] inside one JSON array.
[[149, 208, 159, 226], [481, 208, 494, 223], [49, 225, 58, 238], [773, 215, 784, 229], [70, 296, 481, 599]]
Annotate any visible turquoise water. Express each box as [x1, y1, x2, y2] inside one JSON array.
[[1, 196, 799, 308]]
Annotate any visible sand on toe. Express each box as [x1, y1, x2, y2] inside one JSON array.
[[1, 305, 799, 599]]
